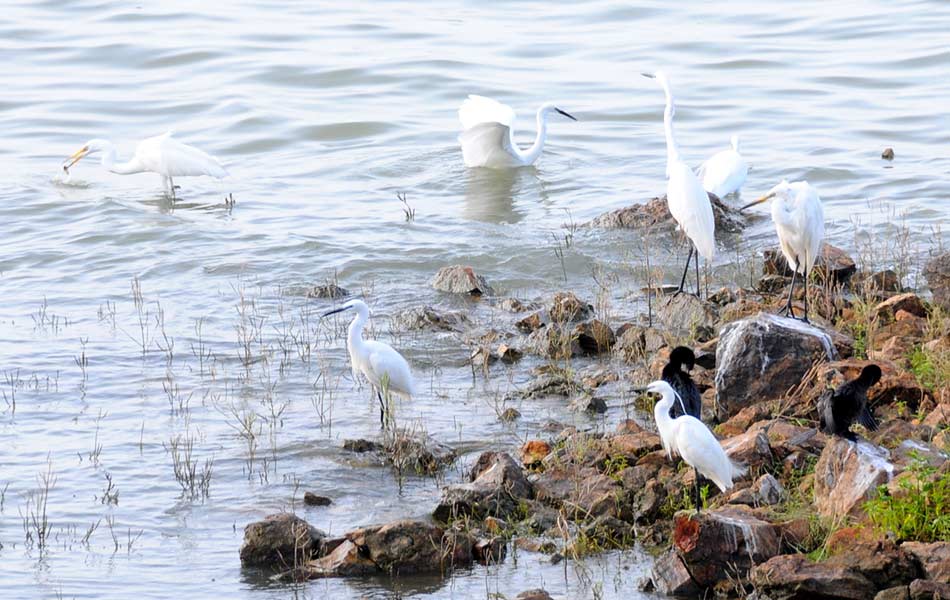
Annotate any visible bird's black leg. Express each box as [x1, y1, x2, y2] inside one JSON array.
[[376, 388, 385, 428], [169, 177, 177, 200], [695, 250, 702, 298], [802, 267, 810, 323], [693, 468, 702, 513], [673, 244, 694, 299], [782, 258, 799, 318]]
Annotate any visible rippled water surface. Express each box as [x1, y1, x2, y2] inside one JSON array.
[[1, 1, 948, 598]]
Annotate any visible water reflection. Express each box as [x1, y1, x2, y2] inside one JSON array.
[[461, 167, 540, 224]]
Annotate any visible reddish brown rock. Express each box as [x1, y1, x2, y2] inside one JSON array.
[[673, 506, 783, 586], [825, 535, 922, 589], [520, 440, 552, 468], [586, 193, 746, 234], [515, 590, 555, 600], [533, 466, 624, 521], [751, 554, 875, 600], [874, 293, 928, 321]]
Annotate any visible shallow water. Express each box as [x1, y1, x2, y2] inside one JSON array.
[[1, 1, 948, 598]]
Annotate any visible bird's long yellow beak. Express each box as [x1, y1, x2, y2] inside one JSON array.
[[740, 191, 775, 211], [63, 146, 90, 170]]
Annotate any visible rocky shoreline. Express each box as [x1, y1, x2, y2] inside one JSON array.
[[240, 210, 950, 599]]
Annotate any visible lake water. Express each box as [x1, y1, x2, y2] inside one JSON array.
[[1, 1, 947, 598]]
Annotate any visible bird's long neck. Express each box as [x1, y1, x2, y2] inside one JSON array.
[[100, 143, 144, 175], [520, 108, 549, 165], [346, 311, 368, 356], [661, 84, 680, 178], [653, 393, 677, 456]]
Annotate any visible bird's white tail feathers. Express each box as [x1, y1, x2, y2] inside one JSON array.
[[731, 459, 748, 480]]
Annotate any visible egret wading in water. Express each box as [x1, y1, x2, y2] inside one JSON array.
[[457, 95, 577, 168], [643, 71, 716, 298], [819, 364, 882, 441], [63, 132, 228, 199], [321, 299, 415, 426], [661, 346, 702, 419], [701, 135, 748, 198], [741, 180, 825, 322], [646, 380, 746, 511]]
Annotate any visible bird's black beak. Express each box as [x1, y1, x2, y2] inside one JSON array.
[[555, 108, 578, 121], [320, 306, 350, 318], [632, 385, 649, 393], [641, 73, 655, 79]]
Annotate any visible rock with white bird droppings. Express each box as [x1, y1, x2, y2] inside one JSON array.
[[814, 436, 894, 520], [431, 265, 495, 296], [714, 312, 837, 421], [672, 505, 783, 587]]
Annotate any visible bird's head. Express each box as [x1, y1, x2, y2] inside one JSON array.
[[64, 139, 110, 171], [859, 364, 883, 387], [320, 298, 369, 319], [645, 379, 674, 397], [669, 346, 696, 371], [539, 102, 577, 122], [642, 69, 671, 87], [740, 179, 791, 211]]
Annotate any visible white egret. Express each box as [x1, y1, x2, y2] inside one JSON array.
[[643, 71, 716, 297], [647, 380, 746, 510], [63, 131, 228, 198], [321, 299, 416, 426], [457, 95, 577, 168], [701, 135, 748, 198], [818, 364, 882, 441], [661, 346, 701, 419], [740, 180, 825, 322]]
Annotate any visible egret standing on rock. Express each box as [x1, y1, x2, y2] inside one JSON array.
[[63, 131, 228, 198], [701, 135, 748, 198], [647, 380, 746, 511], [819, 364, 882, 441], [643, 71, 716, 297], [741, 180, 825, 322], [457, 95, 577, 168], [661, 347, 702, 419], [321, 299, 416, 426]]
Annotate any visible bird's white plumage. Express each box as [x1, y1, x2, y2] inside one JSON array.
[[649, 71, 716, 261], [701, 135, 748, 197], [457, 95, 575, 168], [340, 300, 416, 399], [668, 161, 716, 260], [458, 95, 516, 131], [649, 380, 745, 493], [136, 132, 229, 179], [64, 132, 228, 195], [767, 180, 825, 275]]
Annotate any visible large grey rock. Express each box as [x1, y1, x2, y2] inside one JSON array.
[[764, 242, 857, 281], [431, 265, 494, 296], [392, 305, 471, 332], [814, 437, 893, 520], [240, 513, 325, 568], [650, 549, 700, 596], [714, 312, 837, 420], [925, 251, 950, 310], [657, 293, 718, 338], [433, 452, 532, 522], [902, 542, 950, 583]]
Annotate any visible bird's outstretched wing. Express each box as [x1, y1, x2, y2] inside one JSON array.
[[458, 122, 520, 168], [857, 403, 879, 432], [138, 132, 228, 178], [458, 95, 516, 131], [817, 388, 835, 434]]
